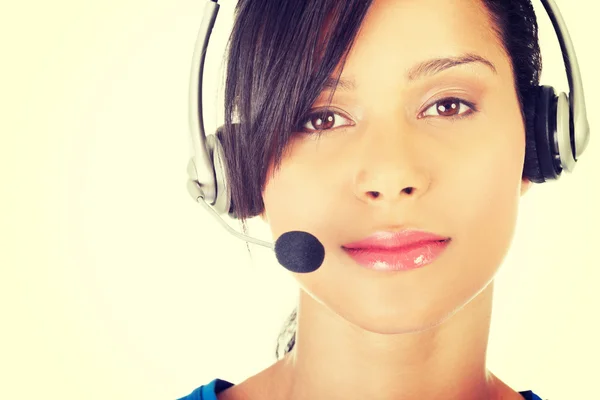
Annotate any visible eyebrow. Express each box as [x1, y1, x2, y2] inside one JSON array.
[[322, 76, 356, 91], [322, 53, 497, 91], [407, 53, 497, 81]]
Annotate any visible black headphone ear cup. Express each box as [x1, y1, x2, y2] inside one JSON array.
[[523, 87, 545, 183], [534, 85, 561, 181]]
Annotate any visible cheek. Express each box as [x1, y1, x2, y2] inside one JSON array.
[[262, 160, 327, 240], [446, 124, 525, 252], [262, 137, 349, 241], [262, 177, 297, 237]]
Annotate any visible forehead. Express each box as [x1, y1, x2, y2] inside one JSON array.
[[336, 0, 509, 87]]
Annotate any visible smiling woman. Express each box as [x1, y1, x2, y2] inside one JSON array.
[[179, 0, 590, 399]]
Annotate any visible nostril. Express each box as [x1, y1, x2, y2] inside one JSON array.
[[368, 191, 380, 199], [404, 187, 414, 195]]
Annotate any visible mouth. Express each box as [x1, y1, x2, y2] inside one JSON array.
[[342, 239, 451, 272]]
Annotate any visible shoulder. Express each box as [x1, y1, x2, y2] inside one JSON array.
[[216, 376, 272, 400], [178, 359, 286, 400], [219, 361, 288, 400]]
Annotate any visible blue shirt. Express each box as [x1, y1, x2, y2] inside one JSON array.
[[177, 378, 543, 400]]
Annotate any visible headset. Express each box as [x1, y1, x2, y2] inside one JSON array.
[[186, 0, 590, 249]]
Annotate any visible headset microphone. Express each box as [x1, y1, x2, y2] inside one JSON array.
[[189, 184, 325, 273], [274, 231, 325, 274]]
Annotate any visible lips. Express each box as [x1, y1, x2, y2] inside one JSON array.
[[342, 230, 451, 271], [342, 230, 449, 250]]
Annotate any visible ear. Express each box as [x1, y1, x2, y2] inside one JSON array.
[[520, 178, 533, 196]]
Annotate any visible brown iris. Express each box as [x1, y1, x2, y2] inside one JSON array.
[[309, 110, 336, 131], [435, 98, 461, 117]]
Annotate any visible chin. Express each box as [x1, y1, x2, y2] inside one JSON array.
[[328, 296, 463, 335]]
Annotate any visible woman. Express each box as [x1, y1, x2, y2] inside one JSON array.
[[182, 0, 550, 398]]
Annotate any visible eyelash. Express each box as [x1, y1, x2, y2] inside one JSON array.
[[297, 97, 478, 133]]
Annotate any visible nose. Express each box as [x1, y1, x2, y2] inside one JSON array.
[[352, 121, 431, 205]]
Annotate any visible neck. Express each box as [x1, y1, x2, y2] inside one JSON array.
[[267, 282, 512, 400]]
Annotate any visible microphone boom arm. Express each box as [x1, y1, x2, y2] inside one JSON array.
[[189, 185, 275, 250]]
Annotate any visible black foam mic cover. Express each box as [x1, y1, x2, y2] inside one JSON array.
[[274, 231, 325, 273]]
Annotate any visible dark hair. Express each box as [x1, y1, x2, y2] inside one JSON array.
[[216, 0, 542, 360]]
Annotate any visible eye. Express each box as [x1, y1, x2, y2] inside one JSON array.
[[298, 108, 354, 133], [420, 97, 477, 120]]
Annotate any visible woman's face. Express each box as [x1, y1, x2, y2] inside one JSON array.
[[261, 0, 532, 333]]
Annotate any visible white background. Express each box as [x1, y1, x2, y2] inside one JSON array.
[[2, 0, 599, 398]]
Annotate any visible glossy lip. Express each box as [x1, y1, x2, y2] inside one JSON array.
[[342, 230, 449, 250], [342, 230, 451, 271]]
